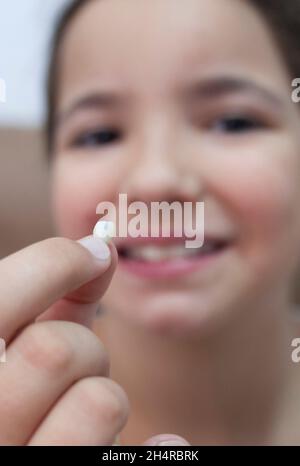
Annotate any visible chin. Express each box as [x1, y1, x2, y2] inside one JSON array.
[[107, 288, 234, 339], [106, 235, 246, 336]]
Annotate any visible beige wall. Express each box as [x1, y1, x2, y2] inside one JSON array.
[[0, 128, 53, 258]]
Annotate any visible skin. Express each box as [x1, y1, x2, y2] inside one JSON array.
[[49, 0, 300, 444], [53, 0, 300, 335], [0, 237, 185, 445], [0, 236, 129, 445], [1, 0, 300, 446]]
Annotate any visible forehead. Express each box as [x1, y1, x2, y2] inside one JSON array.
[[58, 0, 289, 105]]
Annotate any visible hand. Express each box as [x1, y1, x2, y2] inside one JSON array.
[[0, 236, 189, 446]]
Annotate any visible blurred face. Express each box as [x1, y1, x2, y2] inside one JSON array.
[[51, 0, 300, 335]]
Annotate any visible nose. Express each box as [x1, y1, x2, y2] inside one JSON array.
[[120, 118, 202, 204]]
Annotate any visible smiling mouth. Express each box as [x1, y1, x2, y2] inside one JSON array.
[[118, 239, 229, 262], [117, 239, 232, 280], [115, 237, 232, 279]]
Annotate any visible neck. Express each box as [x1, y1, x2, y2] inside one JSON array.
[[97, 291, 293, 445]]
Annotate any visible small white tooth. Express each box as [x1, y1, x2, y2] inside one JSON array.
[[167, 246, 197, 258], [93, 221, 116, 243], [130, 246, 165, 261], [129, 245, 199, 261]]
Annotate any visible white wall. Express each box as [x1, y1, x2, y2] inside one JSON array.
[[0, 0, 70, 127]]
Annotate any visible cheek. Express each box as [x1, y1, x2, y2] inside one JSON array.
[[208, 144, 300, 271], [50, 156, 118, 239], [223, 160, 295, 235]]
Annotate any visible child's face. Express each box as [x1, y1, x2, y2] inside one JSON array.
[[51, 0, 300, 335]]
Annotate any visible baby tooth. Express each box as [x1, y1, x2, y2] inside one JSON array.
[[93, 221, 116, 243]]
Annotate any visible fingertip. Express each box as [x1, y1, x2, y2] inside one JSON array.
[[77, 236, 111, 263], [143, 434, 190, 446]]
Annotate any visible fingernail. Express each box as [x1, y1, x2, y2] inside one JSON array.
[[146, 435, 190, 446], [157, 440, 189, 446], [78, 236, 111, 261]]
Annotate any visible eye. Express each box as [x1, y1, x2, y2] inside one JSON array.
[[211, 115, 265, 134], [71, 128, 122, 148]]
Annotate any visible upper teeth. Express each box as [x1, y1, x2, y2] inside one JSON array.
[[124, 243, 218, 262]]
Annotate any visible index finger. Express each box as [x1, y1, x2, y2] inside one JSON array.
[[38, 240, 118, 327], [0, 236, 115, 343]]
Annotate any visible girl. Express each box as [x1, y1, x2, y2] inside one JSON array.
[[1, 0, 300, 445]]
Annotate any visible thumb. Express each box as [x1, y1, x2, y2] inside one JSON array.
[[142, 434, 190, 446]]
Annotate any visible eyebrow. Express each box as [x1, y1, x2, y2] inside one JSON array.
[[185, 76, 284, 109], [56, 92, 128, 129], [56, 75, 284, 129]]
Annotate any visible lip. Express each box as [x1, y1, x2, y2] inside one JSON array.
[[116, 236, 233, 279]]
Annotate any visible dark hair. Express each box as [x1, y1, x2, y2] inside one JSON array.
[[46, 0, 300, 155]]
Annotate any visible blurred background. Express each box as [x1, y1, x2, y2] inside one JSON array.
[[0, 0, 71, 258]]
